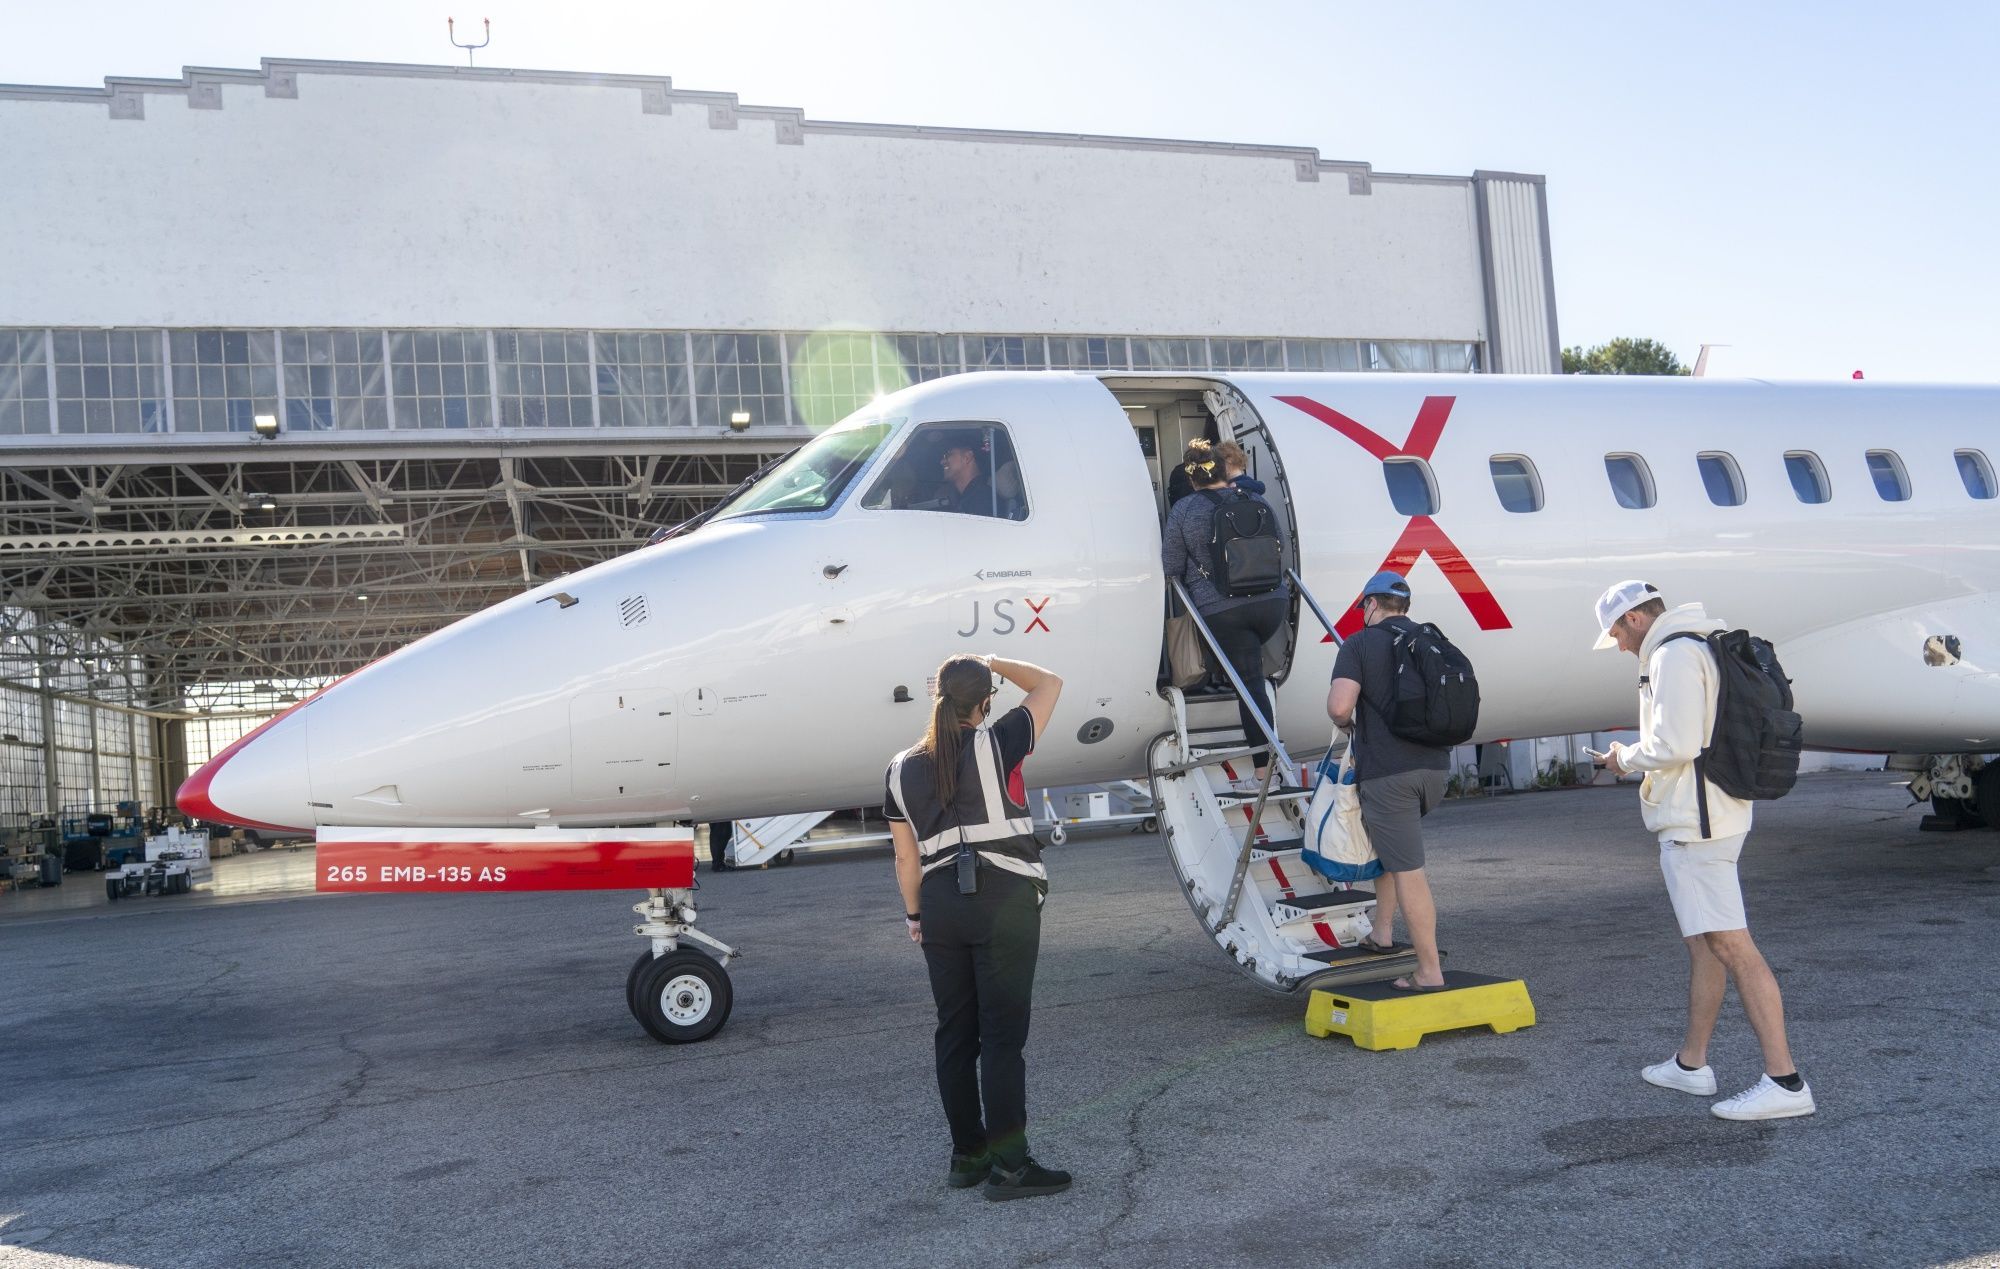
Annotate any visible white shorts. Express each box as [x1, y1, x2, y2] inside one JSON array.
[[1659, 833, 1748, 937]]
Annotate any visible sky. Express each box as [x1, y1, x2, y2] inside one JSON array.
[[5, 0, 1995, 381]]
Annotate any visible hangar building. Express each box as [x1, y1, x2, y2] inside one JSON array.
[[0, 56, 1559, 827]]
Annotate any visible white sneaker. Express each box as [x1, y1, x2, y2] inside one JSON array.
[[1641, 1056, 1717, 1096], [1711, 1074, 1816, 1121]]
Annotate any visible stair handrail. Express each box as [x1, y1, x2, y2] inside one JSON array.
[[1168, 579, 1298, 778], [1287, 568, 1345, 647]]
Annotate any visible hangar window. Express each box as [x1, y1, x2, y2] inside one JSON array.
[[1604, 454, 1655, 509], [1865, 450, 1911, 502], [282, 330, 388, 430], [594, 332, 689, 427], [55, 328, 167, 434], [1489, 456, 1544, 513], [711, 417, 897, 520], [1130, 338, 1211, 371], [1433, 342, 1483, 372], [863, 421, 1029, 521], [786, 331, 889, 429], [971, 336, 1047, 371], [1382, 457, 1439, 516], [0, 330, 50, 435], [170, 330, 278, 433], [1955, 450, 1995, 500], [1366, 341, 1433, 372], [388, 330, 491, 429], [1285, 339, 1362, 371], [890, 334, 963, 383], [1698, 453, 1745, 506], [691, 332, 789, 429], [1049, 336, 1130, 370], [497, 330, 595, 428], [1784, 451, 1831, 504], [1212, 339, 1284, 370]]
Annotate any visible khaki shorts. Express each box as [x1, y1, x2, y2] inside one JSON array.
[[1659, 833, 1748, 937]]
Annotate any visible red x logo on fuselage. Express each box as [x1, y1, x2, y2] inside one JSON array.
[[1273, 394, 1513, 640]]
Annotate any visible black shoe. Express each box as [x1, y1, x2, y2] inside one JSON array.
[[983, 1157, 1072, 1201], [947, 1151, 991, 1189]]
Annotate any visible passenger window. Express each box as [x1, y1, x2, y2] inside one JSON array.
[[1784, 451, 1830, 504], [1488, 456, 1543, 513], [861, 421, 1029, 520], [1956, 450, 1996, 500], [1865, 450, 1910, 502], [1697, 453, 1745, 507], [1604, 454, 1655, 509], [1381, 458, 1439, 516]]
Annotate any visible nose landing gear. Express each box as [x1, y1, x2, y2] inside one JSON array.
[[628, 888, 739, 1043]]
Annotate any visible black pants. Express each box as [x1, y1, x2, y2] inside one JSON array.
[[706, 821, 732, 868], [1203, 594, 1289, 768], [919, 865, 1042, 1166]]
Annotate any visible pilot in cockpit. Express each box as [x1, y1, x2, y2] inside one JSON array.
[[938, 435, 997, 517]]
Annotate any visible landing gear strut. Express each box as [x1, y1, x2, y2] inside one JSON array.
[[627, 888, 739, 1044]]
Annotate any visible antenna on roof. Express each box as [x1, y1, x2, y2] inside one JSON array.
[[447, 17, 491, 67]]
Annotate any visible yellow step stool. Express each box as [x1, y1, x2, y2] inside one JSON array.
[[1305, 970, 1535, 1051]]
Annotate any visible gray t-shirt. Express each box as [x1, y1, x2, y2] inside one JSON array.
[[1331, 616, 1453, 782]]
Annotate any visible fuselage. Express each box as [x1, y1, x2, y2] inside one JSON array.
[[181, 371, 2000, 831]]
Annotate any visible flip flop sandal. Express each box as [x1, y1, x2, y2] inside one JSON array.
[[1388, 976, 1448, 992]]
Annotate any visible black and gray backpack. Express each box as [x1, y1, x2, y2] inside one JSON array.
[[1666, 630, 1804, 832], [1385, 622, 1480, 748]]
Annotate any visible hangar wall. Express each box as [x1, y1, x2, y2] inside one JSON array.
[[0, 58, 1552, 361]]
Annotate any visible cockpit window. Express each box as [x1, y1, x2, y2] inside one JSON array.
[[708, 418, 897, 520], [861, 421, 1030, 520]]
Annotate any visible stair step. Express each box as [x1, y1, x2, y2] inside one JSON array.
[[1274, 890, 1377, 921], [1304, 943, 1416, 966], [1213, 789, 1309, 806]]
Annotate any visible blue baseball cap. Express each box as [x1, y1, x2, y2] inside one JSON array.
[[1357, 570, 1412, 605]]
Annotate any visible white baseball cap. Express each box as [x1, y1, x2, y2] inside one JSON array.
[[1593, 580, 1662, 650]]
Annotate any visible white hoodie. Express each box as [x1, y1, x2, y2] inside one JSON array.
[[1608, 602, 1753, 844]]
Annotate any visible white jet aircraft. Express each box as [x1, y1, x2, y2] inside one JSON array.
[[179, 371, 2000, 1042]]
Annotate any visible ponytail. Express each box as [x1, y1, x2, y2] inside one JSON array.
[[916, 654, 993, 808], [925, 696, 966, 806]]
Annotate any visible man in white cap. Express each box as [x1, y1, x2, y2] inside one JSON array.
[[1592, 580, 1813, 1121]]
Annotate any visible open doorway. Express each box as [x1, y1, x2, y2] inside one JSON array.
[[1103, 376, 1302, 691]]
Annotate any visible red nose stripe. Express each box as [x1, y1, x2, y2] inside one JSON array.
[[175, 696, 323, 833]]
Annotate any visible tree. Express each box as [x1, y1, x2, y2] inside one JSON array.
[[1561, 337, 1689, 376]]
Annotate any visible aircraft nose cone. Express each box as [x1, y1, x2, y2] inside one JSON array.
[[176, 710, 314, 833]]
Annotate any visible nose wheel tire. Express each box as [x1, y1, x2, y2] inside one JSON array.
[[631, 949, 733, 1044]]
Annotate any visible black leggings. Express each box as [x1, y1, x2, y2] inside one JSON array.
[[1202, 594, 1289, 769], [919, 866, 1042, 1167]]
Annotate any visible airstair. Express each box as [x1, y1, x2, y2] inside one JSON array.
[[1146, 571, 1419, 994]]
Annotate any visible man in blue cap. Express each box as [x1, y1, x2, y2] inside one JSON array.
[[1327, 570, 1452, 990]]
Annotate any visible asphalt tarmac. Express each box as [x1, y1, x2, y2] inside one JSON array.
[[3, 771, 1997, 1269]]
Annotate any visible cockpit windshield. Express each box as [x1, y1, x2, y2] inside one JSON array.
[[708, 416, 900, 521]]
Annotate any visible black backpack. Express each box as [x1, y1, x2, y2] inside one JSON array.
[[1665, 630, 1803, 831], [1385, 622, 1480, 747], [1200, 490, 1283, 597]]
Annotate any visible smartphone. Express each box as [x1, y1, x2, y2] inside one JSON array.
[[1583, 746, 1610, 766]]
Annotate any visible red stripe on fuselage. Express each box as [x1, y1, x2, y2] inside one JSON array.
[[1272, 394, 1513, 640]]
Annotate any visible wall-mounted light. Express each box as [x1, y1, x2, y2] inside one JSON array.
[[251, 413, 280, 439], [728, 411, 752, 431]]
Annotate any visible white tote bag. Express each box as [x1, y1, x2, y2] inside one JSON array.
[[1300, 736, 1382, 883]]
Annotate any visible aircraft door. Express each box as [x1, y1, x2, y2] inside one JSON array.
[[1199, 384, 1304, 687]]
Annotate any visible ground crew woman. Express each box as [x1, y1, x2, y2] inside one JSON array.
[[885, 652, 1069, 1201]]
